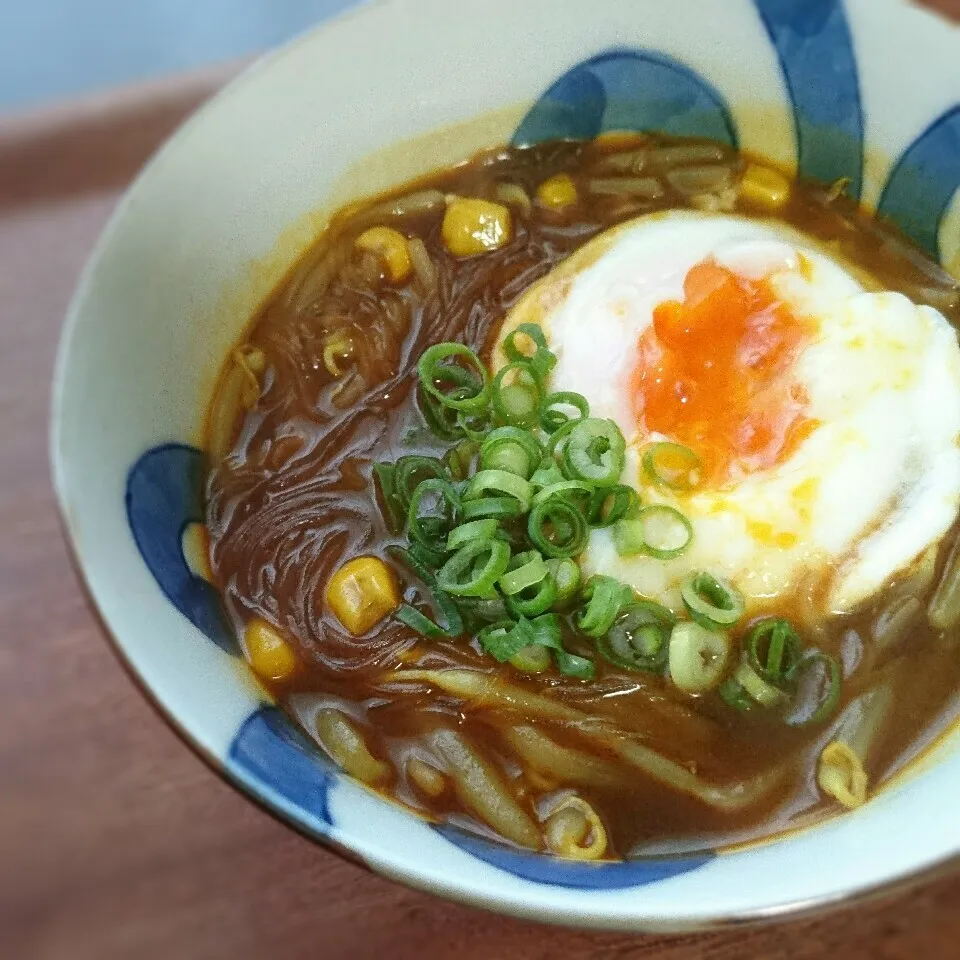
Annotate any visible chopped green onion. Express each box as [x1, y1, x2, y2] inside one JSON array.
[[681, 572, 744, 628], [546, 417, 579, 459], [395, 603, 456, 639], [373, 462, 404, 533], [614, 504, 693, 559], [552, 650, 596, 680], [389, 546, 464, 639], [443, 439, 479, 482], [509, 643, 552, 673], [395, 456, 449, 510], [528, 612, 562, 646], [598, 600, 675, 673], [446, 518, 499, 551], [479, 426, 543, 479], [436, 538, 511, 598], [526, 612, 596, 680], [405, 541, 444, 570], [540, 390, 589, 434], [466, 469, 534, 512], [478, 619, 531, 662], [545, 558, 581, 603], [746, 617, 802, 686], [586, 485, 636, 528], [406, 477, 461, 563], [456, 595, 510, 632], [718, 677, 754, 711], [492, 361, 542, 429], [499, 552, 548, 596], [577, 575, 633, 638], [562, 418, 626, 487], [529, 460, 566, 490], [668, 621, 730, 693], [642, 442, 703, 491], [785, 651, 842, 726], [417, 384, 465, 440], [394, 603, 448, 638], [417, 342, 490, 414], [610, 515, 645, 557], [532, 479, 593, 508], [461, 496, 524, 521], [456, 409, 494, 442], [503, 322, 557, 380], [527, 498, 589, 559], [734, 659, 788, 707], [506, 576, 558, 617]]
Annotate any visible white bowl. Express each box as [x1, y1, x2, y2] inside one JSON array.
[[51, 0, 960, 931]]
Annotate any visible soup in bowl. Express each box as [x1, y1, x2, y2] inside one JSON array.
[[52, 0, 960, 930]]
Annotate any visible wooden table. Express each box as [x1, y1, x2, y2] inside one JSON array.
[[3, 10, 960, 956]]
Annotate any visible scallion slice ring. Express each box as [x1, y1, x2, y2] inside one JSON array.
[[598, 600, 675, 672], [614, 504, 693, 559], [577, 575, 633, 638], [681, 571, 744, 628], [540, 390, 589, 434], [417, 342, 490, 414], [446, 518, 499, 552], [746, 617, 802, 685], [668, 621, 730, 693], [734, 659, 788, 707], [479, 426, 543, 479], [492, 361, 542, 429], [499, 552, 548, 596], [642, 442, 702, 491], [436, 538, 512, 597], [587, 485, 636, 528], [465, 469, 534, 512], [562, 418, 626, 487], [503, 322, 557, 380], [527, 498, 589, 559]]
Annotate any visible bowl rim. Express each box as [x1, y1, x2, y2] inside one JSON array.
[[49, 0, 960, 932]]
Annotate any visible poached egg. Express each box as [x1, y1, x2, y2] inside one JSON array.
[[493, 211, 960, 625]]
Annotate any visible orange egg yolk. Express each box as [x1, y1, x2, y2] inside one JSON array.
[[630, 260, 817, 484]]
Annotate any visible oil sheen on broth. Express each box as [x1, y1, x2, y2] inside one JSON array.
[[205, 135, 960, 859]]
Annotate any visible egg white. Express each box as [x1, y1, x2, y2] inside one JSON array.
[[494, 211, 960, 624]]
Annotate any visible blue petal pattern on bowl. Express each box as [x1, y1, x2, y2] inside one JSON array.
[[126, 443, 235, 652], [228, 706, 334, 831], [878, 106, 960, 259], [512, 49, 736, 148], [754, 0, 864, 198], [435, 826, 712, 889]]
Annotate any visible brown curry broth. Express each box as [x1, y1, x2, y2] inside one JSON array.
[[206, 135, 960, 856]]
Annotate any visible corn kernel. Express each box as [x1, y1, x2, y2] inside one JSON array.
[[181, 522, 213, 582], [355, 226, 412, 283], [244, 618, 298, 681], [739, 163, 791, 209], [325, 555, 400, 635], [536, 173, 578, 210], [441, 198, 512, 257]]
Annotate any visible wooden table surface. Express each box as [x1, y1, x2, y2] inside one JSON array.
[[3, 9, 960, 956]]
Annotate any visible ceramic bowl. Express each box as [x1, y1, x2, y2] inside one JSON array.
[[52, 0, 960, 931]]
